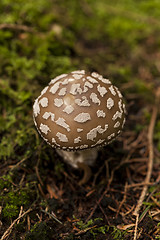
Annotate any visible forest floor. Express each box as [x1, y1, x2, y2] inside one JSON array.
[[0, 0, 160, 239]]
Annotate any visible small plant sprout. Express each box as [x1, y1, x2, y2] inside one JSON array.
[[33, 70, 126, 183]]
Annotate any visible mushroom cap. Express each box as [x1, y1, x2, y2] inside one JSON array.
[[33, 70, 126, 151]]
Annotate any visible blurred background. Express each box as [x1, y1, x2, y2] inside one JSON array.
[[0, 0, 160, 239]]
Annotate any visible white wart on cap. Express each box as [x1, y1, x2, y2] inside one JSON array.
[[33, 70, 126, 151]]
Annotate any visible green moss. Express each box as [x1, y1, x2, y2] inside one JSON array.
[[25, 222, 54, 240], [74, 217, 129, 240], [1, 189, 30, 219], [3, 204, 19, 218], [0, 175, 35, 220], [0, 175, 12, 190]]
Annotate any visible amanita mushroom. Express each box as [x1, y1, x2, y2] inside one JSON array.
[[33, 70, 126, 178]]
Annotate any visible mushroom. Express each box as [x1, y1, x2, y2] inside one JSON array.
[[33, 70, 126, 183]]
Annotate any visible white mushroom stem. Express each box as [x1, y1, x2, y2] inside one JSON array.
[[56, 148, 99, 168]]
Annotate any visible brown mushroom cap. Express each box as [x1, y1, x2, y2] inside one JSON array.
[[33, 70, 126, 151]]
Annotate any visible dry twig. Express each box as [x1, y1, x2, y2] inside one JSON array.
[[133, 88, 160, 240], [35, 156, 44, 187], [116, 182, 128, 218], [0, 208, 32, 240], [86, 158, 124, 223], [0, 23, 34, 32], [9, 157, 28, 171], [97, 201, 110, 224], [41, 209, 62, 225], [35, 165, 44, 186]]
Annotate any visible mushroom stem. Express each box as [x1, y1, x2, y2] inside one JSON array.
[[77, 162, 92, 185], [56, 148, 99, 168]]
